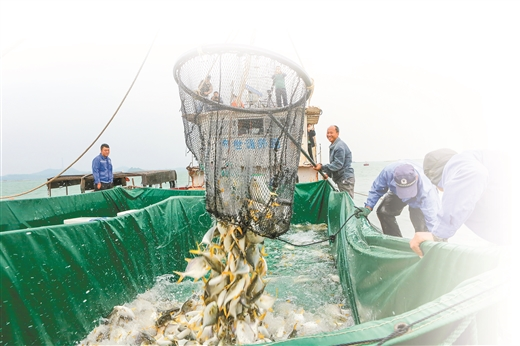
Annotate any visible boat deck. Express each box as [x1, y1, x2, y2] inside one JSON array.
[[45, 170, 177, 196]]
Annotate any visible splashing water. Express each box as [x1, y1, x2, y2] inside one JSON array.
[[78, 223, 353, 345]]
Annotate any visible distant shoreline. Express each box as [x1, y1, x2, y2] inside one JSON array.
[[0, 167, 188, 181]]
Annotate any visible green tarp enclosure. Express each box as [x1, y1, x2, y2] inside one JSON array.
[[0, 183, 509, 345]]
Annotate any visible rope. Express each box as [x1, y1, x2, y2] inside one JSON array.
[[0, 33, 158, 200], [286, 28, 315, 107], [237, 54, 251, 101], [195, 46, 219, 91], [275, 210, 357, 247], [286, 29, 305, 75], [275, 205, 381, 247]]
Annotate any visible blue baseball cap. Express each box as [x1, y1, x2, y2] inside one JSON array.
[[394, 164, 418, 199]]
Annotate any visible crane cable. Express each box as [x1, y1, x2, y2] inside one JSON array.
[[1, 32, 158, 200], [286, 28, 315, 106], [286, 29, 370, 198]]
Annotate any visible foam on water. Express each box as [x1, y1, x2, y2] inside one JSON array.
[[264, 223, 347, 313]]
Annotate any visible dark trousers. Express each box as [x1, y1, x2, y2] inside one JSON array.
[[94, 182, 113, 191], [307, 144, 314, 161], [376, 192, 427, 237], [195, 100, 204, 113], [336, 177, 355, 199], [275, 88, 287, 107]]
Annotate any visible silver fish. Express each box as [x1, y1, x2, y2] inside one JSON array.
[[201, 224, 218, 245], [190, 249, 225, 274], [235, 319, 256, 345], [156, 306, 181, 327], [233, 258, 250, 276], [249, 176, 271, 205], [173, 256, 209, 281], [216, 221, 228, 237], [202, 301, 218, 328], [256, 294, 276, 311], [197, 325, 214, 343], [216, 288, 228, 309], [245, 230, 265, 244], [134, 330, 156, 344], [257, 323, 271, 340], [206, 273, 229, 301], [163, 323, 180, 341], [245, 244, 260, 269], [231, 230, 247, 255], [203, 335, 219, 346], [175, 327, 192, 340], [107, 305, 135, 326], [180, 295, 199, 314], [222, 231, 234, 253], [246, 273, 266, 303], [223, 275, 247, 307], [226, 295, 241, 320], [155, 335, 174, 345], [255, 256, 268, 277], [225, 251, 237, 274]]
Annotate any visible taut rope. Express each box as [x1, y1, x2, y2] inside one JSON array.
[[1, 33, 158, 200]]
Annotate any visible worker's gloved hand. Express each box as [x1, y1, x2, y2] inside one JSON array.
[[354, 207, 372, 219]]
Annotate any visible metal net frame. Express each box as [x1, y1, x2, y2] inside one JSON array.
[[174, 44, 312, 238]]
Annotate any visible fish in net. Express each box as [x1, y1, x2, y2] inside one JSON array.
[[173, 44, 313, 239]]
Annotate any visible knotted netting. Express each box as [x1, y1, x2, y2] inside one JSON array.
[[173, 44, 312, 238]]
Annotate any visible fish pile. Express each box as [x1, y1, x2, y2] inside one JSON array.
[[79, 222, 354, 346], [83, 220, 275, 345], [166, 220, 275, 345]]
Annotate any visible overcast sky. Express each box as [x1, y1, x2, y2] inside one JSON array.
[[1, 0, 519, 176]]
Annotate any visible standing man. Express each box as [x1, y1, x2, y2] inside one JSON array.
[[271, 66, 287, 107], [354, 162, 440, 238], [197, 75, 213, 98], [410, 149, 510, 257], [195, 75, 213, 113], [92, 143, 113, 191], [313, 125, 355, 198], [307, 123, 316, 161]]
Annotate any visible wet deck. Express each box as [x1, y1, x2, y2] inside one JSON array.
[[46, 170, 177, 196]]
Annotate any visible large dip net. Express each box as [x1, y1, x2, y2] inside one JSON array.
[[174, 44, 312, 238]]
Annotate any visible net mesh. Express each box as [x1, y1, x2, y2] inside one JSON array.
[[174, 45, 312, 238]]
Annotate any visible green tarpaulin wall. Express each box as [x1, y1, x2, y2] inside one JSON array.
[[0, 188, 205, 232], [0, 183, 509, 345]]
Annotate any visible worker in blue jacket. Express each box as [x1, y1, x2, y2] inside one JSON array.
[[410, 149, 510, 257], [355, 161, 440, 238], [92, 143, 113, 191]]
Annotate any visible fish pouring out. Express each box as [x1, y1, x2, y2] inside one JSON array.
[[80, 219, 276, 346], [165, 219, 276, 345], [147, 220, 275, 345], [79, 221, 354, 346]]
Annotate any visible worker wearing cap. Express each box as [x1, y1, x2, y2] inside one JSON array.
[[410, 149, 511, 257], [354, 162, 440, 237]]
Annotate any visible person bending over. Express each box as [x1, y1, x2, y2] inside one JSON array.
[[410, 149, 510, 257], [355, 162, 440, 238]]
